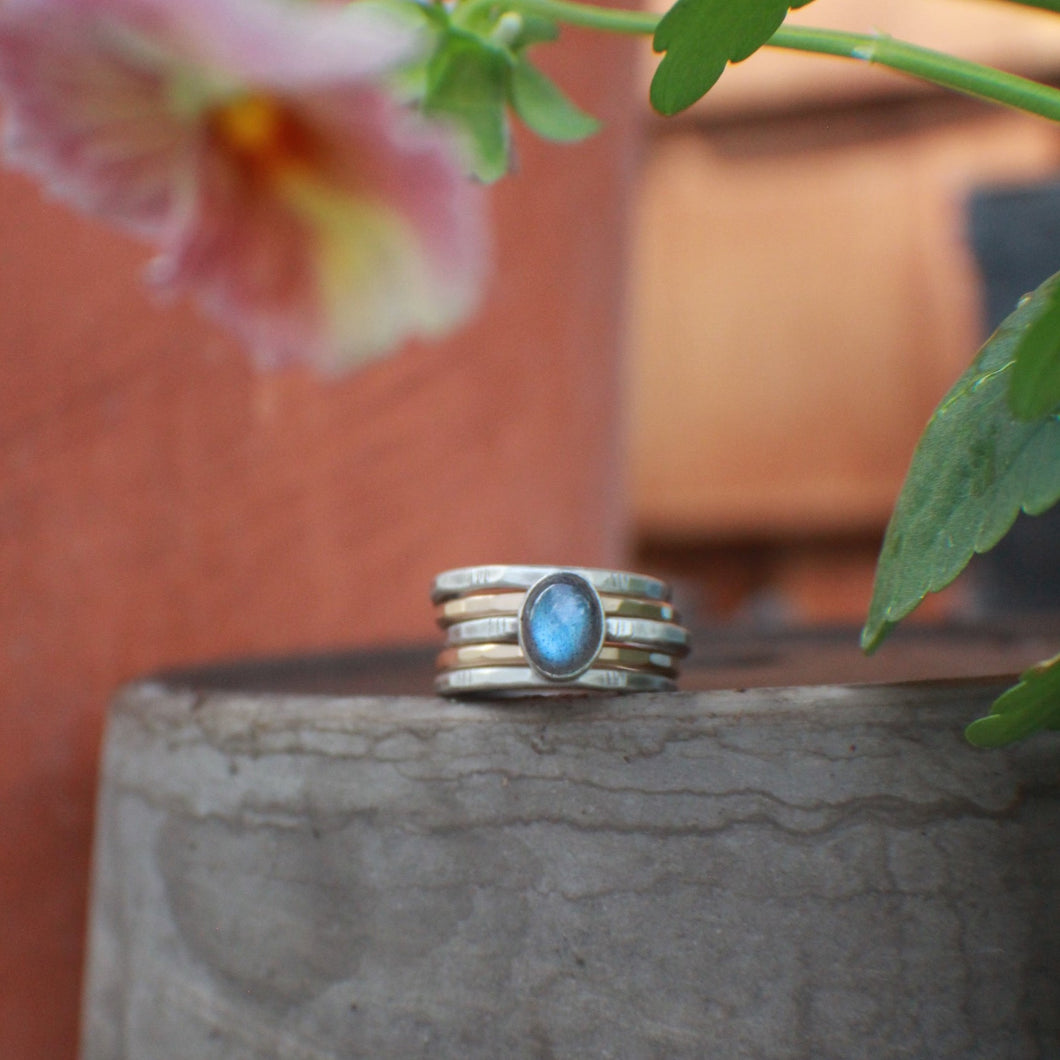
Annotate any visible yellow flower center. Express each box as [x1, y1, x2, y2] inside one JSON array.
[[210, 94, 309, 178], [216, 95, 282, 152]]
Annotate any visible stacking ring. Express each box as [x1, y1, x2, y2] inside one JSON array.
[[431, 565, 689, 696]]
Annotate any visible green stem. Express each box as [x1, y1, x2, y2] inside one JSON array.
[[469, 0, 1060, 122], [995, 0, 1060, 13], [770, 26, 1060, 122]]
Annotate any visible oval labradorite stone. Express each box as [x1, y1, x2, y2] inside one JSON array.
[[519, 573, 604, 681]]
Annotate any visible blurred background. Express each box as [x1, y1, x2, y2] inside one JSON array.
[[628, 0, 1060, 627], [4, 0, 1060, 1055]]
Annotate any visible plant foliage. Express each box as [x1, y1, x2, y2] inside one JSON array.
[[1008, 280, 1060, 419], [863, 273, 1060, 654], [966, 653, 1060, 746], [424, 29, 513, 181], [419, 8, 598, 182], [860, 273, 1060, 742], [509, 56, 600, 142], [650, 0, 815, 115]]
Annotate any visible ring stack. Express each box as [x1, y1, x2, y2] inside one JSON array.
[[431, 565, 690, 696]]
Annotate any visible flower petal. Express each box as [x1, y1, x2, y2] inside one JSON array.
[[0, 0, 427, 233], [155, 88, 486, 370], [89, 0, 428, 89], [0, 1, 190, 234], [0, 0, 487, 370]]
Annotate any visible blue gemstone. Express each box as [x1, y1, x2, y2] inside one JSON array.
[[520, 574, 603, 680]]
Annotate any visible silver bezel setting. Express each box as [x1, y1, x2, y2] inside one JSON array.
[[517, 571, 606, 682]]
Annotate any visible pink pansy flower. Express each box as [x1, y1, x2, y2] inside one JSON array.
[[0, 0, 486, 370]]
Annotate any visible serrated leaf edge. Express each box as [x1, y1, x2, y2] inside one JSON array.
[[965, 653, 1060, 746]]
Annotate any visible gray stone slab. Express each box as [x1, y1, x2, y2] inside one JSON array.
[[81, 677, 1060, 1059]]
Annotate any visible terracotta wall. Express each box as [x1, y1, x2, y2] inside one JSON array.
[[0, 32, 637, 1058]]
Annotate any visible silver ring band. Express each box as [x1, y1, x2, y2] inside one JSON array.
[[431, 565, 671, 604], [443, 614, 691, 655], [432, 565, 689, 698], [435, 666, 678, 697]]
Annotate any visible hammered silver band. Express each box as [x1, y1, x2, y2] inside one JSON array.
[[435, 666, 678, 696], [431, 565, 671, 604], [443, 615, 691, 654], [431, 564, 688, 697]]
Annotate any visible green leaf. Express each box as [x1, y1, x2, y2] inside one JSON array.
[[861, 270, 1060, 653], [1009, 280, 1060, 419], [423, 30, 512, 182], [966, 653, 1060, 746], [509, 58, 600, 142], [650, 0, 816, 115]]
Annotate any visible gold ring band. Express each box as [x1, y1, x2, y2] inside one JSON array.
[[435, 590, 677, 627], [437, 642, 680, 676]]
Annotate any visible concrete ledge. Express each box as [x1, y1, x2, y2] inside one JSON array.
[[82, 674, 1060, 1059]]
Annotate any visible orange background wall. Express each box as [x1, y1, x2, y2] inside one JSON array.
[[0, 33, 637, 1058]]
